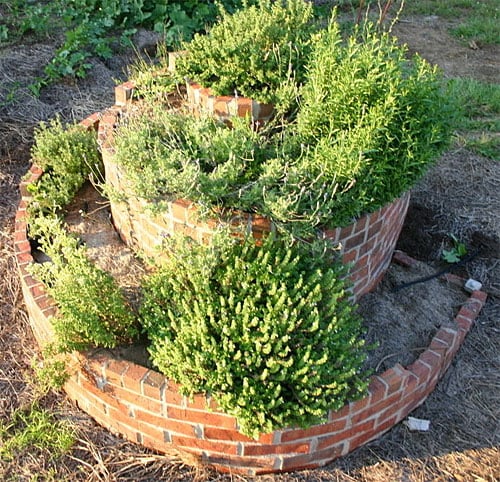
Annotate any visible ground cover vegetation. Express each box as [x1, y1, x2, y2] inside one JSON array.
[[0, 0, 255, 93], [20, 1, 456, 438]]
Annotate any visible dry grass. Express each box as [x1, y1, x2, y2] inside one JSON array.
[[1, 15, 499, 482]]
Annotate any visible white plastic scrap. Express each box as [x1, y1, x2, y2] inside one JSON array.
[[464, 278, 482, 293], [404, 417, 430, 431]]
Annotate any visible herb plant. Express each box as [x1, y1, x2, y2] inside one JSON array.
[[115, 15, 454, 237], [28, 118, 101, 215], [175, 0, 315, 105], [27, 119, 137, 353], [29, 215, 138, 353], [141, 233, 368, 438]]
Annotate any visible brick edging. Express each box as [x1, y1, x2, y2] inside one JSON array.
[[15, 113, 488, 475]]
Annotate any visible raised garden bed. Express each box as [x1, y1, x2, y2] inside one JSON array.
[[16, 153, 487, 475]]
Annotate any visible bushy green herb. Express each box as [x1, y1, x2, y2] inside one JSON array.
[[116, 16, 454, 237], [113, 108, 274, 213], [175, 0, 315, 104], [141, 233, 368, 438], [30, 216, 138, 353], [28, 118, 101, 215], [290, 20, 455, 226]]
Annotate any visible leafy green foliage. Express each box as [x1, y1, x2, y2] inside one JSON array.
[[141, 233, 368, 438], [442, 234, 467, 263], [28, 118, 101, 214], [0, 403, 74, 461], [175, 0, 315, 104], [30, 216, 138, 353], [113, 108, 275, 213], [27, 118, 136, 353], [291, 20, 455, 226], [0, 0, 252, 88]]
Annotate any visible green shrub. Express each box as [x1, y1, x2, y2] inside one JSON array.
[[288, 20, 455, 226], [30, 215, 138, 353], [175, 0, 315, 104], [29, 118, 101, 214], [141, 233, 368, 438]]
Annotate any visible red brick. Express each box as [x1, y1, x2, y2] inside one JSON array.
[[368, 219, 383, 239], [185, 393, 213, 411], [41, 305, 57, 319], [378, 364, 408, 394], [328, 403, 350, 421], [115, 82, 135, 105], [167, 405, 237, 430], [121, 363, 149, 392], [203, 453, 278, 472], [347, 429, 379, 452], [141, 370, 166, 399], [441, 272, 465, 286], [134, 408, 197, 437], [419, 350, 443, 372], [344, 230, 366, 251], [204, 426, 254, 443], [342, 248, 358, 265], [349, 395, 371, 414], [434, 327, 458, 348], [351, 390, 403, 426], [455, 314, 473, 332], [104, 359, 129, 386], [117, 386, 162, 414], [317, 419, 375, 450], [171, 434, 238, 455], [280, 418, 347, 443], [368, 376, 388, 404], [237, 98, 252, 117], [213, 97, 232, 117], [407, 358, 433, 384], [350, 264, 369, 283], [280, 445, 344, 471], [30, 284, 47, 299], [17, 252, 33, 264], [457, 305, 477, 322], [243, 441, 310, 457], [323, 227, 341, 242], [471, 290, 487, 304], [359, 236, 376, 257], [392, 250, 417, 267], [164, 386, 186, 407]]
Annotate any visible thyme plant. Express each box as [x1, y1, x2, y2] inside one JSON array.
[[141, 233, 368, 438]]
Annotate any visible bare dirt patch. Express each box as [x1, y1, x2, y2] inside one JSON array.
[[1, 12, 499, 482]]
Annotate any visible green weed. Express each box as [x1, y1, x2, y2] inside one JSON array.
[[0, 404, 75, 461]]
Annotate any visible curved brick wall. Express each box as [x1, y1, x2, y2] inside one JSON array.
[[101, 83, 411, 300], [16, 113, 487, 475]]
